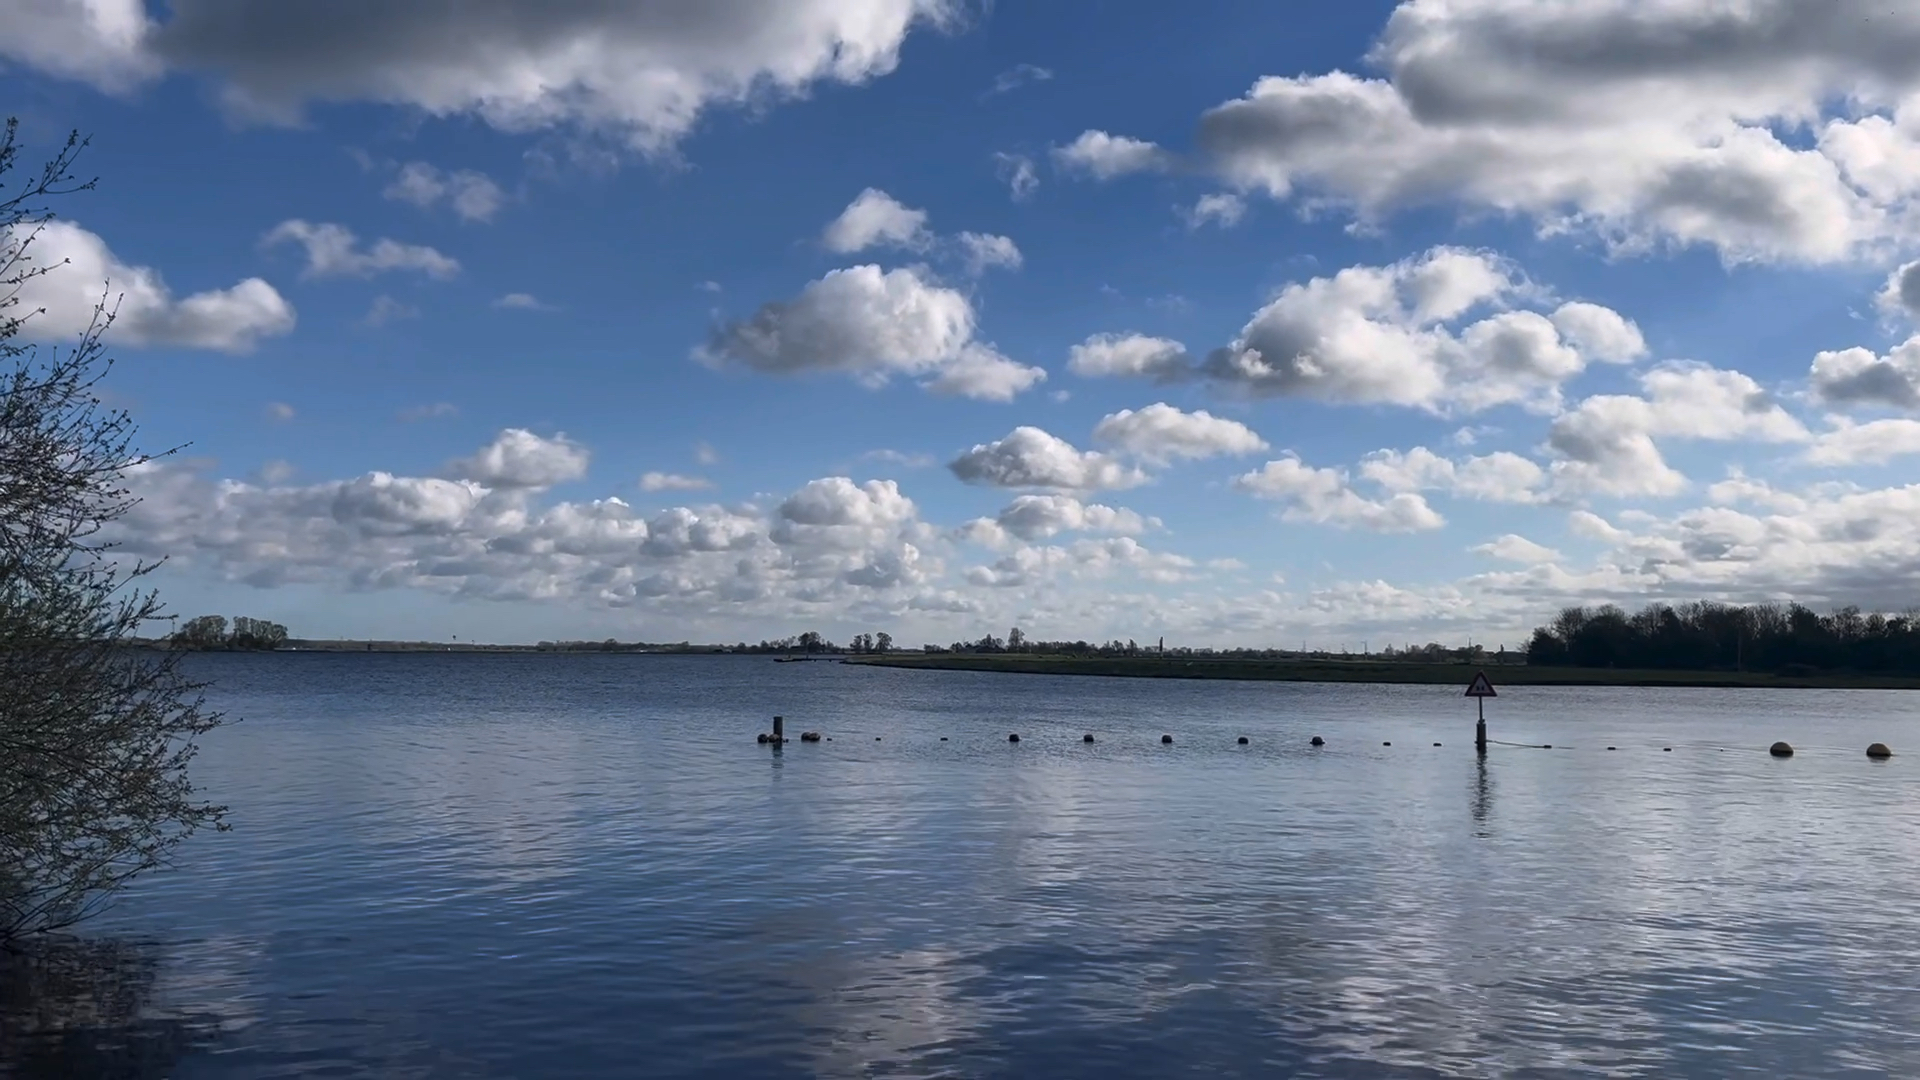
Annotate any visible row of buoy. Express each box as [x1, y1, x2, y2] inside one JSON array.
[[759, 728, 1895, 759]]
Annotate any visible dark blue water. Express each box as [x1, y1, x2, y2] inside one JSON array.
[[7, 654, 1920, 1078]]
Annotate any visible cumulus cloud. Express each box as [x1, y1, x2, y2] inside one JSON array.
[[1090, 403, 1267, 463], [6, 220, 295, 351], [1358, 447, 1547, 504], [821, 188, 931, 254], [963, 494, 1153, 545], [384, 161, 506, 222], [14, 1, 959, 153], [965, 537, 1195, 588], [1052, 130, 1169, 179], [363, 294, 418, 327], [699, 265, 1043, 400], [1192, 0, 1920, 263], [1547, 363, 1808, 497], [1473, 534, 1561, 565], [956, 231, 1022, 274], [1181, 193, 1245, 229], [263, 220, 460, 280], [1877, 262, 1920, 321], [1810, 337, 1920, 409], [1806, 417, 1920, 465], [1066, 333, 1192, 381], [1233, 456, 1445, 532], [949, 427, 1148, 491], [447, 429, 589, 489], [640, 472, 713, 492], [1071, 248, 1644, 414]]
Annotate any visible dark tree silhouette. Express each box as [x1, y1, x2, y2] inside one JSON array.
[[1525, 601, 1920, 674], [0, 120, 227, 939]]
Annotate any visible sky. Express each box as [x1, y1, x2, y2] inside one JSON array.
[[6, 1, 1920, 650]]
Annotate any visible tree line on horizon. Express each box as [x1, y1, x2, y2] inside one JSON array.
[[169, 615, 289, 651], [1525, 601, 1920, 673]]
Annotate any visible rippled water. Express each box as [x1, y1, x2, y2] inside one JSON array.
[[6, 653, 1920, 1078]]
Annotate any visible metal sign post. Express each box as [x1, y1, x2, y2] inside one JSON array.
[[1465, 671, 1497, 754]]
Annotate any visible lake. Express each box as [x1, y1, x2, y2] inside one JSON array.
[[5, 653, 1919, 1078]]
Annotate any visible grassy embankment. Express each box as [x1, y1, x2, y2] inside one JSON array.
[[846, 652, 1920, 690]]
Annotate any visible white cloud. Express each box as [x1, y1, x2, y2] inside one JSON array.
[[1877, 262, 1920, 321], [493, 292, 554, 311], [1473, 534, 1560, 565], [1066, 332, 1190, 380], [956, 231, 1022, 274], [1358, 447, 1547, 504], [1194, 0, 1920, 264], [0, 0, 159, 93], [1806, 417, 1920, 465], [1547, 363, 1808, 497], [263, 220, 460, 279], [949, 427, 1147, 492], [964, 494, 1153, 544], [447, 429, 589, 489], [1090, 403, 1267, 463], [993, 152, 1039, 201], [383, 161, 506, 222], [6, 220, 295, 351], [21, 1, 961, 153], [1052, 130, 1168, 180], [1181, 193, 1245, 229], [264, 401, 295, 421], [923, 343, 1047, 402], [821, 188, 931, 254], [700, 264, 1043, 400], [1810, 336, 1920, 409], [640, 472, 714, 492], [1233, 456, 1445, 532], [1079, 248, 1642, 414]]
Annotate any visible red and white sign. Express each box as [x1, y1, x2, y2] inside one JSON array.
[[1464, 671, 1497, 698]]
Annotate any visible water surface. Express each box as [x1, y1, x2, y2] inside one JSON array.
[[6, 653, 1919, 1078]]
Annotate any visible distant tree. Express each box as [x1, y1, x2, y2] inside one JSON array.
[[797, 630, 823, 654], [174, 614, 228, 649], [1, 121, 227, 938], [873, 631, 892, 654], [1007, 626, 1025, 652]]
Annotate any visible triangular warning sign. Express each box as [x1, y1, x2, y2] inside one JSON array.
[[1464, 671, 1497, 697]]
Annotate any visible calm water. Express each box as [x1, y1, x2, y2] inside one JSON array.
[[6, 654, 1920, 1078]]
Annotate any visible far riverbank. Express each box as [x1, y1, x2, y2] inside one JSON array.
[[846, 653, 1920, 690]]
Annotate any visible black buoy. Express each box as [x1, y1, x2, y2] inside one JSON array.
[[939, 736, 947, 741], [1083, 733, 1095, 743], [1310, 736, 1324, 746], [1868, 742, 1893, 759], [875, 736, 882, 741], [1542, 744, 1552, 750], [1382, 741, 1391, 747], [1770, 741, 1793, 758], [756, 733, 769, 744], [1009, 733, 1020, 743], [1237, 736, 1249, 745], [1161, 734, 1173, 744], [1433, 742, 1442, 747], [1607, 746, 1617, 751], [1663, 747, 1672, 752]]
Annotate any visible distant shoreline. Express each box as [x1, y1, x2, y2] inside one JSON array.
[[844, 653, 1920, 690]]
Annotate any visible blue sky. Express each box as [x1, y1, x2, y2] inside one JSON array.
[[6, 0, 1920, 647]]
